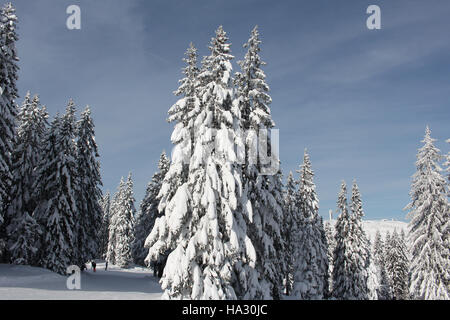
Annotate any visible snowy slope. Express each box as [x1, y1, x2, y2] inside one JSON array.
[[0, 262, 162, 300], [326, 219, 408, 242], [0, 220, 407, 300], [361, 220, 408, 241]]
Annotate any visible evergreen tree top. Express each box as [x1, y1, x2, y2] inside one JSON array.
[[351, 180, 364, 220], [0, 2, 19, 101], [208, 25, 232, 56], [235, 25, 273, 130], [1, 2, 18, 49], [405, 126, 447, 216], [200, 26, 234, 86], [337, 180, 348, 216], [80, 105, 91, 118], [50, 113, 61, 135], [158, 150, 170, 172], [286, 171, 295, 185], [60, 100, 77, 136], [284, 171, 297, 206], [77, 105, 99, 156], [168, 43, 200, 127], [78, 106, 94, 132], [124, 172, 135, 204], [297, 149, 314, 183], [417, 126, 443, 168], [16, 93, 48, 140], [296, 149, 319, 220], [173, 43, 199, 98]]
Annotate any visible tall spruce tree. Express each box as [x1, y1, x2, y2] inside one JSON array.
[[6, 93, 47, 265], [381, 232, 394, 299], [332, 181, 352, 299], [372, 231, 391, 299], [235, 25, 285, 300], [333, 181, 370, 299], [386, 229, 409, 300], [367, 255, 380, 300], [405, 127, 449, 300], [107, 178, 125, 266], [133, 151, 169, 266], [114, 173, 136, 268], [282, 171, 298, 296], [146, 44, 200, 267], [379, 261, 393, 300], [324, 220, 334, 295], [75, 106, 103, 264], [349, 181, 370, 299], [33, 110, 78, 275], [292, 150, 329, 299], [372, 231, 384, 268], [157, 43, 199, 213], [99, 191, 110, 259], [0, 3, 19, 258], [148, 26, 260, 300]]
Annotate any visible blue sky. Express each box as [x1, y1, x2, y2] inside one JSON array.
[[12, 0, 450, 221]]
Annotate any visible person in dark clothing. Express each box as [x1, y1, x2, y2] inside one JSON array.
[[92, 260, 96, 272], [151, 261, 157, 277], [80, 263, 86, 272], [105, 261, 108, 271], [156, 250, 170, 278], [157, 261, 165, 278]]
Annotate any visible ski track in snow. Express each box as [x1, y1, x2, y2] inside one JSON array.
[[0, 262, 163, 300]]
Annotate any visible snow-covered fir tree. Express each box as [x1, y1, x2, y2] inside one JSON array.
[[385, 229, 409, 300], [157, 43, 199, 211], [32, 109, 78, 275], [385, 231, 391, 253], [317, 215, 330, 299], [348, 181, 370, 299], [99, 191, 110, 259], [367, 255, 380, 300], [146, 44, 200, 268], [324, 220, 334, 295], [292, 150, 329, 300], [282, 171, 298, 296], [133, 151, 169, 266], [75, 106, 103, 264], [405, 126, 449, 300], [383, 231, 395, 295], [372, 231, 383, 268], [372, 230, 391, 299], [235, 25, 285, 299], [379, 261, 393, 300], [6, 93, 48, 265], [0, 2, 19, 258], [332, 181, 370, 300], [148, 26, 260, 300], [107, 178, 124, 266], [332, 181, 352, 299], [114, 173, 136, 268]]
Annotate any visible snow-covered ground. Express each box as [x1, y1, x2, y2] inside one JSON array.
[[0, 262, 162, 300], [361, 219, 408, 241], [0, 220, 408, 300], [326, 219, 408, 242]]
